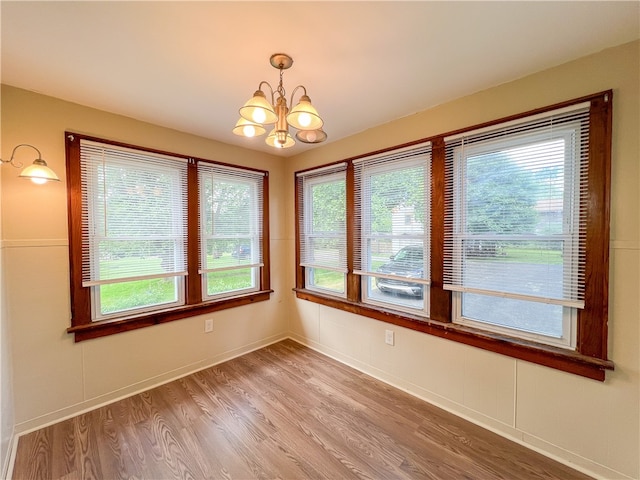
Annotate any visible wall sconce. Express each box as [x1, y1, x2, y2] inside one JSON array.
[[0, 144, 60, 184]]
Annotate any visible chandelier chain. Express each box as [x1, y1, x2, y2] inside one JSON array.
[[277, 67, 286, 100]]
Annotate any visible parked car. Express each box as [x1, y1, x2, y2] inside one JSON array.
[[375, 245, 424, 298], [231, 244, 251, 260]]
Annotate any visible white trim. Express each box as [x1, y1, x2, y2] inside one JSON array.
[[301, 263, 348, 273], [354, 270, 431, 286], [82, 270, 188, 287], [2, 427, 17, 480], [611, 240, 640, 250], [1, 238, 68, 248], [199, 263, 263, 274], [443, 284, 585, 309]]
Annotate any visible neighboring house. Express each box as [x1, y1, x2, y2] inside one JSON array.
[[390, 205, 424, 253]]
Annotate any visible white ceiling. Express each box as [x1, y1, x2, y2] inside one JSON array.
[[2, 1, 639, 157]]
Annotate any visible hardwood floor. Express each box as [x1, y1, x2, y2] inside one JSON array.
[[12, 339, 591, 479]]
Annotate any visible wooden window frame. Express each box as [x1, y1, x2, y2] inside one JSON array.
[[65, 132, 271, 342], [294, 91, 613, 381]]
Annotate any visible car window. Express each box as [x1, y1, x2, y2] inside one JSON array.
[[395, 247, 423, 263]]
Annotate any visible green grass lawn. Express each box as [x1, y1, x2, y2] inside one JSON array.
[[206, 268, 253, 295], [100, 277, 176, 314], [310, 268, 345, 292], [487, 247, 563, 265], [99, 253, 254, 314]]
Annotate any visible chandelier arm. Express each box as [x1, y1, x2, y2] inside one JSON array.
[[289, 85, 308, 108], [258, 81, 276, 106]]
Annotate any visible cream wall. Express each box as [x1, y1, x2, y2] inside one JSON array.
[[286, 41, 640, 479], [0, 85, 289, 440]]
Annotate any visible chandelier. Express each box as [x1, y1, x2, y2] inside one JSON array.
[[233, 53, 327, 149]]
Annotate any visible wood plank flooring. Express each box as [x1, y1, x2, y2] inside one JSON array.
[[12, 339, 591, 479]]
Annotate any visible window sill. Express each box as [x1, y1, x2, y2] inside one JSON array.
[[293, 288, 614, 381], [68, 290, 273, 342]]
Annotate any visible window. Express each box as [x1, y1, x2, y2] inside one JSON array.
[[354, 143, 431, 315], [79, 140, 188, 321], [66, 133, 270, 341], [199, 163, 264, 300], [294, 91, 613, 380], [297, 163, 347, 296], [444, 104, 589, 348]]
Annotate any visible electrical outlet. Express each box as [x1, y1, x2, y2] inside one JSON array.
[[385, 329, 395, 346], [204, 318, 214, 333]]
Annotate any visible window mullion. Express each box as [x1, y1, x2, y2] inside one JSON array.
[[187, 158, 201, 305], [430, 137, 452, 322], [260, 174, 271, 292]]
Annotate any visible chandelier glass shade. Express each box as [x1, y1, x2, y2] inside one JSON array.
[[234, 53, 326, 149], [295, 128, 327, 144], [266, 129, 295, 149], [239, 90, 277, 125], [233, 117, 266, 138]]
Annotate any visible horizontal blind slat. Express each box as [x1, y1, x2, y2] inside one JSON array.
[[443, 104, 590, 308], [197, 162, 265, 277], [80, 139, 188, 285], [354, 142, 431, 302], [298, 165, 347, 273]]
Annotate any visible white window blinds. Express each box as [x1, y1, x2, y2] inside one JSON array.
[[443, 102, 590, 308], [353, 143, 431, 283], [198, 163, 264, 274], [80, 140, 188, 286], [297, 163, 348, 274]]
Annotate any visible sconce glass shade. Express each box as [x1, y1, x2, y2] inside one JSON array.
[[233, 117, 266, 137], [19, 159, 60, 184], [287, 95, 323, 131], [239, 90, 278, 125], [295, 128, 328, 144], [265, 129, 295, 149]]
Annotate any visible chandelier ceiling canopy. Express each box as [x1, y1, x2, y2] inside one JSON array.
[[233, 53, 327, 149]]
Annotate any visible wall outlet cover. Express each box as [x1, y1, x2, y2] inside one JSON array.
[[385, 330, 395, 346]]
